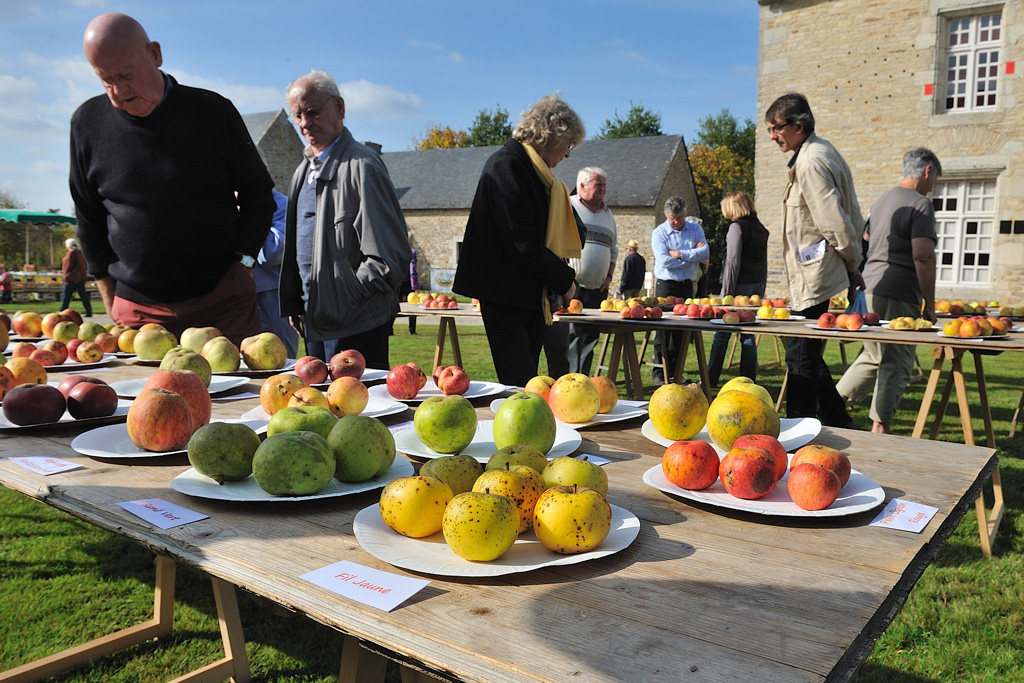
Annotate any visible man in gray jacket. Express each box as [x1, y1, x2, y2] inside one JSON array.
[[280, 70, 411, 369]]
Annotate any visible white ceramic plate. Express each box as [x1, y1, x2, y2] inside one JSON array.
[[488, 397, 648, 430], [70, 418, 268, 459], [709, 318, 761, 327], [642, 461, 886, 518], [935, 331, 1007, 341], [311, 367, 388, 389], [804, 324, 868, 332], [394, 419, 583, 462], [170, 457, 414, 502], [368, 380, 507, 404], [0, 399, 131, 430], [353, 503, 640, 577], [239, 395, 409, 422], [43, 353, 119, 371], [641, 417, 822, 456], [109, 375, 250, 399], [212, 359, 297, 377]]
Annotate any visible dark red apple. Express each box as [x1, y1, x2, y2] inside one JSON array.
[[67, 381, 119, 419], [436, 366, 471, 395], [57, 375, 108, 399], [294, 355, 329, 384], [329, 349, 366, 379], [2, 384, 67, 425]]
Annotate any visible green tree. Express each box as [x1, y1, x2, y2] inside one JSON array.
[[412, 124, 470, 150], [467, 106, 512, 147], [1, 188, 25, 209], [695, 108, 756, 163], [595, 102, 663, 139]]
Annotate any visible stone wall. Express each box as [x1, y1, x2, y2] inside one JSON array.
[[756, 0, 1023, 303]]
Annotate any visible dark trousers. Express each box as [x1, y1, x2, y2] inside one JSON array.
[[784, 300, 853, 428], [543, 322, 569, 378], [707, 282, 765, 388], [61, 281, 92, 316], [480, 300, 547, 387], [306, 320, 392, 371], [567, 287, 606, 375], [652, 278, 694, 382]]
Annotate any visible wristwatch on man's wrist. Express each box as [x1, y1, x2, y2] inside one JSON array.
[[236, 253, 255, 268]]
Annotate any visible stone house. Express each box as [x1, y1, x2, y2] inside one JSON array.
[[242, 110, 304, 192], [757, 0, 1022, 303], [382, 135, 700, 292]]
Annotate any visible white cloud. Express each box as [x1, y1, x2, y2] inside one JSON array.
[[339, 79, 423, 122], [407, 39, 465, 65], [167, 70, 287, 113]]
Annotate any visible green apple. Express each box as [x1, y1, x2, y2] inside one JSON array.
[[327, 414, 396, 482], [267, 405, 338, 440], [180, 326, 223, 354], [419, 454, 483, 494], [133, 328, 177, 361], [187, 421, 261, 484], [485, 443, 549, 475], [240, 332, 288, 370], [413, 395, 478, 454], [379, 475, 454, 538], [201, 336, 241, 373], [491, 391, 556, 454], [77, 321, 107, 342], [52, 320, 80, 344], [160, 349, 213, 387], [442, 492, 519, 561], [718, 376, 772, 405], [473, 464, 545, 533], [252, 431, 336, 496], [533, 484, 613, 554], [541, 456, 609, 496]]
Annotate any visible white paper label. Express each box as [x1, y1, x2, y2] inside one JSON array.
[[117, 498, 209, 530], [10, 456, 83, 475], [869, 498, 937, 533], [388, 420, 415, 435], [301, 560, 429, 612], [798, 239, 827, 263]]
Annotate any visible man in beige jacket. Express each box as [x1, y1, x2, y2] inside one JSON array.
[[766, 93, 864, 428]]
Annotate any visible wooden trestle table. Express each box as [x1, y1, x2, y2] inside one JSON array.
[[0, 359, 998, 682]]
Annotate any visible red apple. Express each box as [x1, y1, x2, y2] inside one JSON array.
[[60, 308, 84, 326], [817, 312, 837, 329], [386, 364, 422, 399], [719, 446, 778, 500], [294, 355, 330, 384], [686, 303, 700, 318], [28, 348, 59, 366], [844, 313, 864, 330], [699, 305, 714, 319], [11, 341, 37, 358], [437, 366, 471, 395], [791, 445, 851, 487], [143, 369, 212, 431], [432, 364, 447, 386], [329, 349, 366, 379], [662, 440, 720, 490], [40, 340, 69, 365], [864, 312, 881, 326], [788, 463, 842, 511], [67, 381, 119, 419], [407, 362, 427, 390], [57, 375, 107, 399], [672, 303, 687, 315]]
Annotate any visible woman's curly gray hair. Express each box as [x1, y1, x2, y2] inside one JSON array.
[[512, 92, 585, 152]]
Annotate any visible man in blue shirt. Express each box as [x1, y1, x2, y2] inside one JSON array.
[[650, 196, 709, 384]]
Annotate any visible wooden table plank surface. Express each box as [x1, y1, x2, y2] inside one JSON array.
[[0, 360, 997, 682]]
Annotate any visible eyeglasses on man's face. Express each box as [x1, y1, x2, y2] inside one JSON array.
[[766, 122, 791, 135]]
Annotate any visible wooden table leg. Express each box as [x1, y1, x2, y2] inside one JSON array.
[[1, 556, 251, 683], [617, 332, 645, 400], [431, 317, 461, 373], [912, 346, 947, 439], [338, 635, 389, 683]]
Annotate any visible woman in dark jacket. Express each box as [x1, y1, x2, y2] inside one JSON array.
[[706, 192, 768, 388], [453, 93, 585, 386]]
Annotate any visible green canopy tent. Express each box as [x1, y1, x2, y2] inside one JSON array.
[[0, 210, 77, 270]]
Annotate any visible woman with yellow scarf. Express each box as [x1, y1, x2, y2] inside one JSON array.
[[453, 93, 585, 387]]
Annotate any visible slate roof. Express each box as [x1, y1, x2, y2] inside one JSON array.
[[241, 111, 279, 142], [382, 135, 686, 210]]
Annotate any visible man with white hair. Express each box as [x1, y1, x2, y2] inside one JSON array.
[[567, 167, 617, 375], [279, 70, 411, 369], [61, 238, 92, 317]]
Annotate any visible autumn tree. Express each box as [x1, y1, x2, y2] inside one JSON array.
[[412, 125, 471, 150], [595, 102, 663, 139], [695, 108, 756, 163], [468, 106, 512, 147]]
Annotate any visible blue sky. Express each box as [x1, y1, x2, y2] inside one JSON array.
[[0, 0, 759, 214]]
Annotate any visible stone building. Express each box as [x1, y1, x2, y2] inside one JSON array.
[[382, 135, 700, 292], [756, 0, 1022, 303], [241, 110, 304, 192]]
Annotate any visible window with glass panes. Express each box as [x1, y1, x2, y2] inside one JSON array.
[[944, 11, 1001, 112], [933, 180, 996, 285]]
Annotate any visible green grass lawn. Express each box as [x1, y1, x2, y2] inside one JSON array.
[[2, 306, 1023, 681]]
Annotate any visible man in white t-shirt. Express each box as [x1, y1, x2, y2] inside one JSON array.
[[568, 167, 617, 375]]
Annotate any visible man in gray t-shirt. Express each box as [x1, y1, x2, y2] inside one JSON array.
[[837, 148, 942, 434]]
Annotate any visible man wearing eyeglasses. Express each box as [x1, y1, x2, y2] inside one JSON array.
[[766, 93, 864, 429], [70, 13, 275, 344], [279, 70, 411, 369]]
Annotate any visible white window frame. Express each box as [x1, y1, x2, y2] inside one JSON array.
[[942, 9, 1002, 113], [933, 179, 997, 286]]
